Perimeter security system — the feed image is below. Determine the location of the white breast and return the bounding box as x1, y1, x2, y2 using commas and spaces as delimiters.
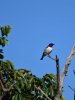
44, 47, 53, 55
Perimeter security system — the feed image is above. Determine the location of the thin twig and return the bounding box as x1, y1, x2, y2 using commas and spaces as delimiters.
48, 55, 56, 61
73, 70, 75, 75
68, 85, 75, 92
68, 85, 75, 100
35, 85, 52, 100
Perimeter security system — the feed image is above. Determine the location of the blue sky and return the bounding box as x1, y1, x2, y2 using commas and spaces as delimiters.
0, 0, 75, 99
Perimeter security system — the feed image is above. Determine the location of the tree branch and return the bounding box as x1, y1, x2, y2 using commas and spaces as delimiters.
54, 55, 60, 100
68, 85, 74, 92
56, 55, 60, 93
47, 46, 75, 100
0, 79, 14, 92
60, 45, 75, 91
48, 55, 61, 100
48, 55, 56, 61
68, 85, 75, 100
35, 85, 52, 100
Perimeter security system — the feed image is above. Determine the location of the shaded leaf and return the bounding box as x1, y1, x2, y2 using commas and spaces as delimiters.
14, 84, 21, 93
0, 53, 4, 59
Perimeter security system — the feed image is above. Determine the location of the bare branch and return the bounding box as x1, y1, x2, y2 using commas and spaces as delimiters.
35, 85, 52, 100
60, 45, 75, 91
54, 55, 60, 100
68, 85, 75, 100
68, 85, 74, 92
56, 55, 60, 93
48, 55, 61, 100
48, 46, 75, 100
48, 55, 56, 61
0, 79, 14, 92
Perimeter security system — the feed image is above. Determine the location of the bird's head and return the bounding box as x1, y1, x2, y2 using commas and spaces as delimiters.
48, 43, 55, 47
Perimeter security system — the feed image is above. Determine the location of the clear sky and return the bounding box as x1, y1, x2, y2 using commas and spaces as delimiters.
0, 0, 75, 99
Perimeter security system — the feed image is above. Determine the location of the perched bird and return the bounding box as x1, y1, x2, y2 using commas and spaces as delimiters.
40, 43, 55, 60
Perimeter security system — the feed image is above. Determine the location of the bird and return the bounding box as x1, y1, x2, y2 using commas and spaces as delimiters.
40, 43, 55, 60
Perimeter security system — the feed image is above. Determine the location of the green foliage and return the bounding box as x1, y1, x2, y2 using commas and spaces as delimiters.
0, 25, 11, 47
0, 25, 65, 100
0, 37, 8, 47
0, 25, 12, 37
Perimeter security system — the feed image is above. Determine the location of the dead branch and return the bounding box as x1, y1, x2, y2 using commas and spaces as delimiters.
60, 45, 75, 91
48, 46, 75, 100
48, 55, 56, 61
48, 55, 61, 100
56, 55, 60, 93
54, 55, 60, 100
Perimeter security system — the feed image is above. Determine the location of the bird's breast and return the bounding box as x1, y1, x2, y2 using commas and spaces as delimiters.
44, 47, 53, 54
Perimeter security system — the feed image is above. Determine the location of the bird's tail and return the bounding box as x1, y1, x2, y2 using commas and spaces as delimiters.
40, 54, 45, 60
40, 56, 43, 60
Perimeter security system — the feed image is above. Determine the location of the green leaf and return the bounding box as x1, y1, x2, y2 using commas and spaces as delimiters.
0, 27, 6, 37
0, 49, 3, 53
0, 25, 12, 37
15, 84, 21, 93
20, 79, 24, 88
14, 93, 18, 100
0, 53, 4, 59
0, 37, 8, 47
18, 94, 23, 100
0, 38, 3, 46
5, 25, 12, 36
6, 60, 14, 69
12, 95, 15, 100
